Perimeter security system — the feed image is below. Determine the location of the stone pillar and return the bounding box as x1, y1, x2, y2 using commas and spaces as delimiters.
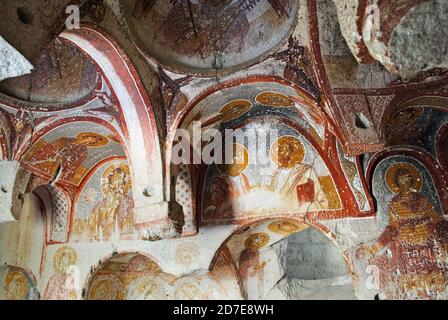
0, 161, 30, 223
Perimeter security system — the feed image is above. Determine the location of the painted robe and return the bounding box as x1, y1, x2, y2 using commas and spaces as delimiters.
26, 137, 87, 182
43, 274, 77, 300
88, 195, 134, 240
238, 247, 266, 300
206, 173, 251, 219
371, 192, 448, 299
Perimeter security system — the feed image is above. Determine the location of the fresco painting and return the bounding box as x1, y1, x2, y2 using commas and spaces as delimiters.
358, 160, 448, 299
23, 122, 125, 186
182, 84, 326, 145
129, 0, 299, 74
0, 266, 38, 300
386, 107, 448, 158
73, 160, 135, 241
43, 246, 78, 300
2, 3, 448, 302
238, 233, 270, 300
222, 218, 318, 299
202, 124, 341, 222
86, 253, 239, 300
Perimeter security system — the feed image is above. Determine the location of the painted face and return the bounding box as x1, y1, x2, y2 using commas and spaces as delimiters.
397, 172, 414, 192
5, 273, 27, 300
60, 253, 71, 273
247, 237, 263, 249
280, 144, 294, 163
109, 169, 126, 195
8, 277, 20, 296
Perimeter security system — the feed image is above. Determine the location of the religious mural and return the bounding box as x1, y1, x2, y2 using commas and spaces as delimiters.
73, 160, 135, 241
86, 252, 240, 300
238, 233, 270, 300
202, 125, 341, 222
23, 122, 125, 185
1, 0, 448, 302
386, 107, 448, 158
177, 82, 340, 224
182, 83, 326, 146
357, 159, 448, 299
0, 265, 39, 300
224, 218, 312, 299
43, 246, 78, 300
129, 0, 299, 74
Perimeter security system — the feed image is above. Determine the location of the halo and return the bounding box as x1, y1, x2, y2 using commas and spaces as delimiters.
88, 276, 123, 300
217, 143, 249, 177
75, 132, 109, 148
5, 270, 28, 300
173, 278, 202, 300
385, 162, 423, 194
101, 162, 132, 195
255, 91, 294, 108
391, 107, 423, 127
244, 233, 270, 249
219, 99, 253, 122
268, 220, 309, 236
270, 135, 305, 169
53, 246, 77, 274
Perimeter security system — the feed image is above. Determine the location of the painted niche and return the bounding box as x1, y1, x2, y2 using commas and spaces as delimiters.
72, 159, 135, 241
201, 120, 341, 223
356, 156, 448, 299
0, 265, 39, 300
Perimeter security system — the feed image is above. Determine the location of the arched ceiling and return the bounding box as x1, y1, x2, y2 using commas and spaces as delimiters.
180, 81, 324, 138
122, 0, 299, 75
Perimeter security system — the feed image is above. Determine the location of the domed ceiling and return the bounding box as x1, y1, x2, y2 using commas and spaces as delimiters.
0, 39, 99, 106
124, 0, 299, 75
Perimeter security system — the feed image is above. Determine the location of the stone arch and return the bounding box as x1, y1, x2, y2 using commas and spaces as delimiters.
210, 217, 355, 300
169, 77, 362, 229
58, 26, 176, 238
13, 117, 127, 233
33, 184, 71, 244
